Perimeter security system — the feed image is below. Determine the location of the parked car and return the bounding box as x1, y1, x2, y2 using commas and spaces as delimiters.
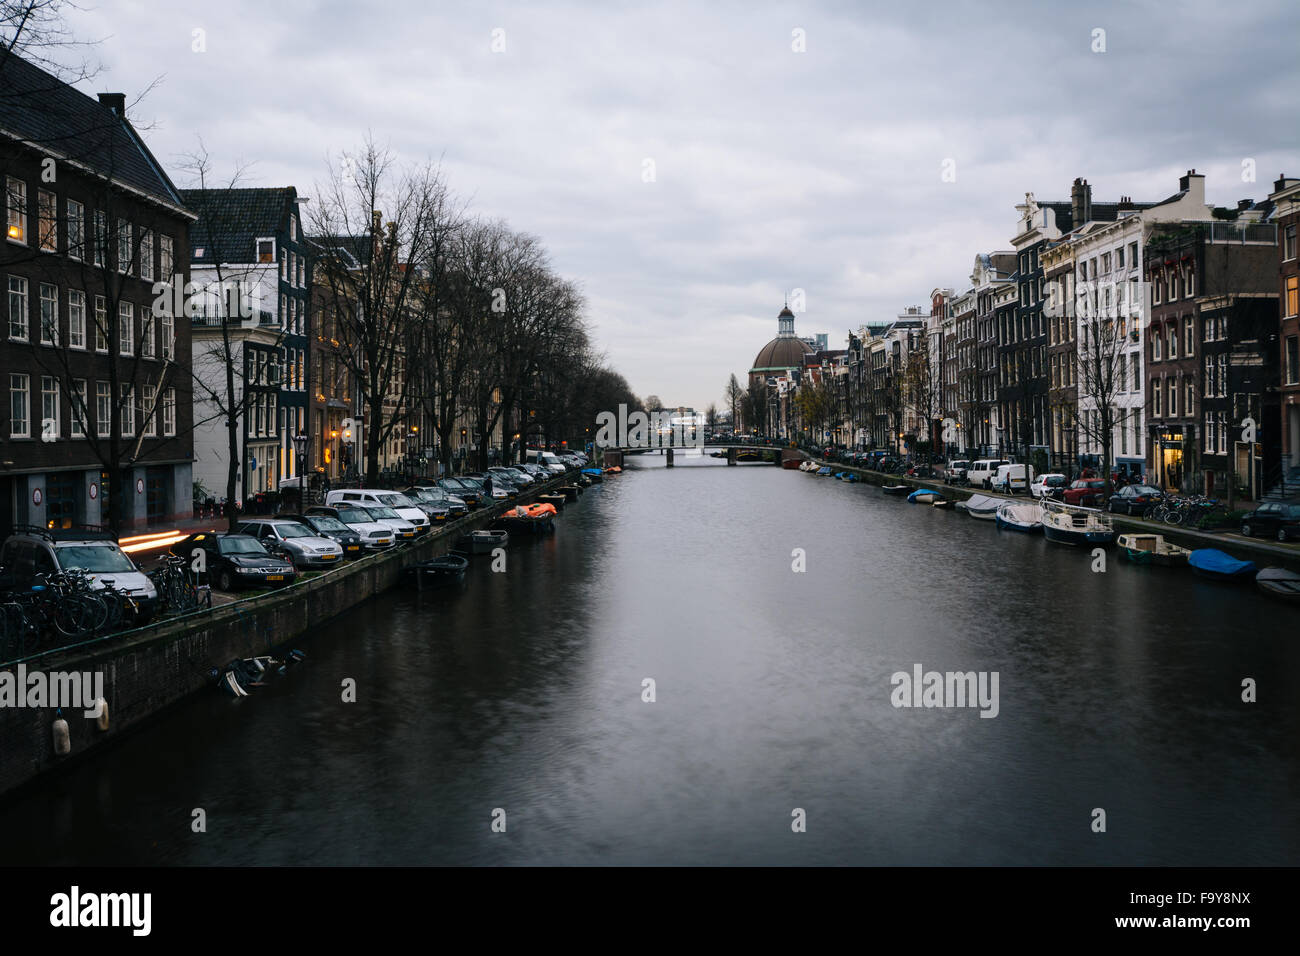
435, 477, 483, 509
305, 505, 395, 550
277, 512, 365, 558
516, 463, 549, 480
325, 489, 430, 536
529, 451, 568, 474
1029, 473, 1068, 500
1240, 499, 1300, 541
967, 459, 1010, 489
235, 519, 345, 569
352, 503, 419, 542
1062, 478, 1108, 507
491, 466, 534, 486
402, 486, 465, 520
991, 463, 1034, 494
171, 532, 296, 592
946, 460, 971, 484
1107, 484, 1163, 516
467, 472, 519, 499
0, 526, 158, 622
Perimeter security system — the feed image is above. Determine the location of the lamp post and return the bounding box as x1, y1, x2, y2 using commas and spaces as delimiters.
292, 431, 308, 505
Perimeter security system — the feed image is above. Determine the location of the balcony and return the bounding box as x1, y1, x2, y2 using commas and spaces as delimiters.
191, 310, 280, 328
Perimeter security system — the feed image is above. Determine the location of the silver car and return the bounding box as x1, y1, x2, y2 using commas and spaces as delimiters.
237, 519, 345, 569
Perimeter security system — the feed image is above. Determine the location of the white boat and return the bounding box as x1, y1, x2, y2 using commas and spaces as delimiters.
959, 493, 1001, 520
1041, 499, 1116, 546
995, 499, 1043, 532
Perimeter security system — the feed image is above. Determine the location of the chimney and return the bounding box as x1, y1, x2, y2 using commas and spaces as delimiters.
97, 92, 126, 116
1117, 195, 1136, 212
1237, 199, 1253, 212
1070, 177, 1092, 227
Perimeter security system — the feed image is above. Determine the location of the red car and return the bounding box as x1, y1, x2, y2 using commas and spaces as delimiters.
1063, 478, 1107, 507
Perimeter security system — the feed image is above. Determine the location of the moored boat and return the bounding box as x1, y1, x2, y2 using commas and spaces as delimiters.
816, 466, 833, 476
1256, 566, 1300, 602
932, 499, 953, 509
881, 484, 909, 496
782, 459, 801, 469
1188, 549, 1257, 582
960, 493, 1001, 520
404, 553, 469, 587
456, 529, 509, 554
1040, 499, 1116, 546
213, 650, 306, 697
908, 488, 939, 504
995, 499, 1042, 532
580, 468, 603, 483
537, 493, 567, 511
1117, 533, 1191, 567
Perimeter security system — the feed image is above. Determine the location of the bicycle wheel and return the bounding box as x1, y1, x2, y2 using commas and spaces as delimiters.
52, 595, 95, 639
1164, 509, 1184, 526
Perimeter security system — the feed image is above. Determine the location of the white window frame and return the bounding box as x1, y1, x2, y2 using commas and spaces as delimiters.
39, 282, 58, 345
119, 300, 134, 356
8, 275, 29, 340
119, 384, 134, 437
141, 383, 157, 437
159, 234, 174, 280
162, 387, 176, 436
161, 311, 174, 360
6, 177, 27, 245
37, 188, 57, 252
117, 219, 132, 274
94, 295, 108, 352
93, 210, 106, 267
95, 381, 111, 437
141, 309, 155, 359
68, 289, 86, 349
10, 373, 30, 438
66, 199, 85, 260
139, 228, 154, 281
70, 379, 87, 438
40, 375, 59, 440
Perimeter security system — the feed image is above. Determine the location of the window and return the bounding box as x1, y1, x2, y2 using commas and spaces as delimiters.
141, 310, 154, 358
1129, 242, 1139, 269
67, 199, 84, 259
1169, 269, 1180, 300
258, 239, 274, 264
280, 293, 286, 323
1167, 325, 1177, 359
119, 384, 134, 437
162, 387, 176, 436
1152, 276, 1162, 305
39, 282, 58, 345
1217, 354, 1227, 396
1101, 252, 1111, 274
38, 189, 57, 251
1285, 224, 1297, 262
9, 373, 29, 437
1153, 329, 1162, 361
1185, 269, 1195, 297
8, 275, 28, 339
141, 383, 156, 437
70, 379, 87, 437
1288, 336, 1299, 386
289, 213, 297, 240
94, 296, 108, 352
93, 210, 106, 267
1205, 415, 1216, 456
297, 256, 304, 288
139, 229, 154, 281
1131, 353, 1140, 392
280, 249, 287, 280
161, 311, 174, 360
6, 177, 26, 243
1286, 276, 1299, 318
1185, 377, 1195, 417
159, 234, 174, 279
1117, 246, 1125, 269
1153, 378, 1162, 416
1118, 354, 1127, 392
66, 290, 86, 350
118, 301, 134, 355
1168, 377, 1178, 417
95, 382, 111, 437
41, 376, 59, 439
1184, 319, 1194, 356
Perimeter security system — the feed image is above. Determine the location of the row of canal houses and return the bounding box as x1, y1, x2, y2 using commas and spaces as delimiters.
838, 170, 1300, 500
0, 54, 478, 536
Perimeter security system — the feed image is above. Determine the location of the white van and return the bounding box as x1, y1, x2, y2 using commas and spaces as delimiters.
991, 463, 1034, 494
967, 459, 1009, 489
326, 489, 430, 535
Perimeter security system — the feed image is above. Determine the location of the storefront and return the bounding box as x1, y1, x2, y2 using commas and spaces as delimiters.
1154, 427, 1190, 492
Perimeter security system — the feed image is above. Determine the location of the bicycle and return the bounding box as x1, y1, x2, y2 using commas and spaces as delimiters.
149, 555, 205, 614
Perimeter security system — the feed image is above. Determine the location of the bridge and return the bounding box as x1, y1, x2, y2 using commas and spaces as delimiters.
604, 444, 810, 468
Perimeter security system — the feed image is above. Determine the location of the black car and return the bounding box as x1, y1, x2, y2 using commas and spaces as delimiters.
1240, 500, 1300, 541
277, 512, 366, 558
171, 532, 296, 591
402, 486, 465, 520
435, 477, 482, 508
1107, 484, 1163, 515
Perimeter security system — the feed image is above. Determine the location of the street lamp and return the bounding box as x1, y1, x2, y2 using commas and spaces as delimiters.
292, 432, 308, 504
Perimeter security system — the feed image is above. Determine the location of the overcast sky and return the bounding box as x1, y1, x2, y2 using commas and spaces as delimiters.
65, 0, 1299, 410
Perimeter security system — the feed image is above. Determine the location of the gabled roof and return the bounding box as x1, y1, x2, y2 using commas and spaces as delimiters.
179, 187, 300, 262
309, 234, 370, 270
0, 52, 188, 212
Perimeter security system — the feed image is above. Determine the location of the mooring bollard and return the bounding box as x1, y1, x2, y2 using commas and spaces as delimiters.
667, 447, 674, 467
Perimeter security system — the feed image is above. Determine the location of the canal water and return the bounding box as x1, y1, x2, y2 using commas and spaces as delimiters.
3, 452, 1298, 865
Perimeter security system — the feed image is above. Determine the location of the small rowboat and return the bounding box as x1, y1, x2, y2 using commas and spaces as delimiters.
457, 529, 509, 554
1188, 549, 1256, 582
959, 494, 1001, 520
404, 553, 469, 588
932, 499, 953, 509
1118, 533, 1191, 567
782, 459, 801, 469
882, 485, 909, 496
816, 466, 834, 476
908, 489, 939, 504
1256, 566, 1300, 602
581, 468, 603, 483
537, 493, 567, 511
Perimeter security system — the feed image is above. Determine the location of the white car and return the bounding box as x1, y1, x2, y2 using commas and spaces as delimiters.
966, 459, 1009, 489
326, 489, 430, 536
991, 463, 1034, 494
1029, 473, 1068, 499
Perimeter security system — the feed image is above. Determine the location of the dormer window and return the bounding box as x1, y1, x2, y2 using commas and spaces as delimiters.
257, 238, 275, 264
